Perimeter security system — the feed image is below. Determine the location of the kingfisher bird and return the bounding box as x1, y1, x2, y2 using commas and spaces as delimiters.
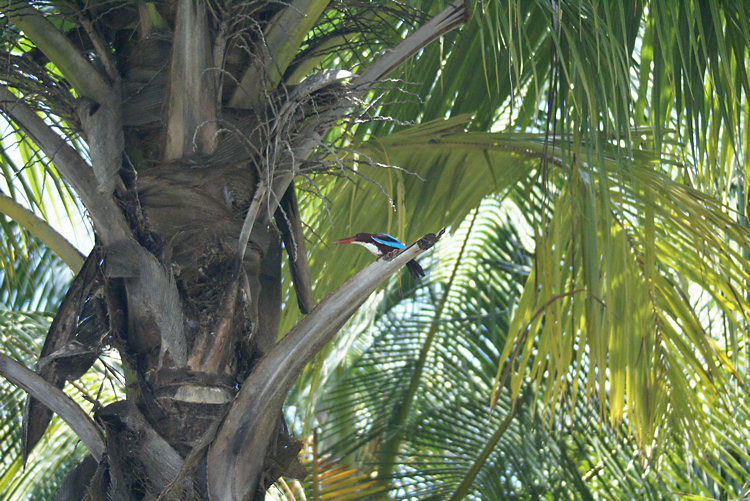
334, 232, 425, 279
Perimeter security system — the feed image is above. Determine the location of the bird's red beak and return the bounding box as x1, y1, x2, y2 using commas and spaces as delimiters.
334, 236, 356, 244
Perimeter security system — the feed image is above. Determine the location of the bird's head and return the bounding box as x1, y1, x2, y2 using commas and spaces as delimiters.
334, 233, 371, 244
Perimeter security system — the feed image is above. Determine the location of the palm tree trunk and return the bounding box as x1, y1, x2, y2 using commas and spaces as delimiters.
0, 1, 464, 498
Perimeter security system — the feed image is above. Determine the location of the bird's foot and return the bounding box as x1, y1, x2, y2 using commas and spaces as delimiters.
382, 249, 401, 261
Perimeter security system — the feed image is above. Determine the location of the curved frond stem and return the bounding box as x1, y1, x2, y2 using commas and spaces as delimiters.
0, 352, 104, 461
208, 230, 445, 500
0, 88, 131, 244
354, 0, 468, 87
229, 0, 331, 109
447, 404, 517, 501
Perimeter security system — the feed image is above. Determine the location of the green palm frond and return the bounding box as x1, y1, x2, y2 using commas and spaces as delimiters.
306, 196, 750, 498
0, 309, 122, 500
0, 221, 72, 312
494, 133, 750, 450
300, 111, 749, 458
0, 122, 87, 305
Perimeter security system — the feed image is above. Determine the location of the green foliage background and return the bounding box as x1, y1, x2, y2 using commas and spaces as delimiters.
2, 0, 750, 499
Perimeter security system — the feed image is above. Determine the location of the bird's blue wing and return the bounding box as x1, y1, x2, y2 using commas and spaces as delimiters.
372, 233, 406, 249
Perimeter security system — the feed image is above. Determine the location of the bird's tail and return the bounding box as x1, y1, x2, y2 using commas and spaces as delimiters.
406, 259, 425, 279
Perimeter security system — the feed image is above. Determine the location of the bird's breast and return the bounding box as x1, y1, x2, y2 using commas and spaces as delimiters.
352, 241, 382, 256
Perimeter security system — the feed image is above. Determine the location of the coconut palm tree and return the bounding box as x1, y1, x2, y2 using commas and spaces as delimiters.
1, 0, 750, 499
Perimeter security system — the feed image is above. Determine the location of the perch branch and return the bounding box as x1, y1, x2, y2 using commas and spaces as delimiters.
207, 230, 445, 500
0, 352, 105, 461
